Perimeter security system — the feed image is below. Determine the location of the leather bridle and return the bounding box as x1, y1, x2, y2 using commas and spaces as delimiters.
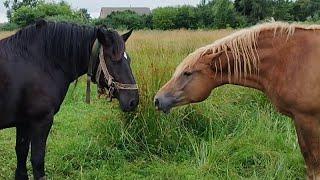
86, 41, 138, 104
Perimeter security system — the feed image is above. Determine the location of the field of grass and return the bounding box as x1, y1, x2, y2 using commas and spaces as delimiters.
0, 30, 305, 179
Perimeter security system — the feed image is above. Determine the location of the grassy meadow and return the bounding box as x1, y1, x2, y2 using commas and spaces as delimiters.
0, 30, 305, 179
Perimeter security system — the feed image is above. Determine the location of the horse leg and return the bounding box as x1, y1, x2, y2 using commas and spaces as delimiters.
15, 124, 31, 180
30, 113, 53, 180
293, 114, 320, 180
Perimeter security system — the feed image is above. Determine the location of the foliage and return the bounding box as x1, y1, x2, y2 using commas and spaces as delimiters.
175, 6, 198, 29
105, 10, 147, 29
212, 0, 237, 28
78, 8, 91, 21
151, 6, 198, 30
195, 1, 215, 28
234, 0, 273, 24
92, 10, 151, 30
6, 1, 89, 27
152, 7, 179, 30
271, 0, 294, 21
2, 0, 320, 31
0, 22, 19, 31
4, 0, 39, 22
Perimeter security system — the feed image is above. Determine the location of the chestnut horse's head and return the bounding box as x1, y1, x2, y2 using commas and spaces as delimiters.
154, 49, 223, 113
155, 24, 264, 113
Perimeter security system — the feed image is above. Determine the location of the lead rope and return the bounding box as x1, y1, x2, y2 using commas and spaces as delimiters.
86, 40, 100, 104
86, 76, 91, 104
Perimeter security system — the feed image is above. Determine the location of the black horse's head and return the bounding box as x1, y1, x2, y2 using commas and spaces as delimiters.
95, 28, 139, 112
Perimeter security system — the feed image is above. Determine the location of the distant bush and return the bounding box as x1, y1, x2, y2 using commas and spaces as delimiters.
2, 0, 320, 31
152, 7, 178, 30
212, 0, 238, 28
10, 1, 88, 27
0, 23, 19, 31
307, 12, 320, 23
11, 5, 39, 27
175, 6, 198, 29
107, 10, 146, 29
92, 10, 150, 30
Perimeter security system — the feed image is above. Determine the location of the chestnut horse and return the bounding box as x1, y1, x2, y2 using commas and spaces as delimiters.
155, 22, 320, 179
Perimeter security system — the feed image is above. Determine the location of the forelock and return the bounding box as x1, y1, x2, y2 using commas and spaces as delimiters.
107, 30, 125, 60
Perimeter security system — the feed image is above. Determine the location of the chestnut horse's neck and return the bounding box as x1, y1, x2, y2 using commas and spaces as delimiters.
215, 28, 320, 92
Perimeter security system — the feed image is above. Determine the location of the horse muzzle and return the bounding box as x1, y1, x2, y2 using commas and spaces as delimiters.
154, 93, 176, 114
118, 89, 139, 112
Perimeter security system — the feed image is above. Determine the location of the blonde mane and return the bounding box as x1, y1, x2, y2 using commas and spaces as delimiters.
175, 22, 320, 81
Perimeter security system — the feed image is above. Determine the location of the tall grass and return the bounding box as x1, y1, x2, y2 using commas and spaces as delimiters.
0, 30, 305, 179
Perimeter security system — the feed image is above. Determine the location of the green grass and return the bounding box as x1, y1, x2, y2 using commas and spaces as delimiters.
0, 30, 305, 179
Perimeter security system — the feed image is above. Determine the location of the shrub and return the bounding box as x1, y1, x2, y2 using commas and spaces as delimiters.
11, 5, 40, 27
0, 23, 19, 31
10, 2, 88, 27
92, 11, 148, 30
106, 10, 146, 29
212, 0, 238, 28
152, 7, 178, 30
175, 6, 198, 29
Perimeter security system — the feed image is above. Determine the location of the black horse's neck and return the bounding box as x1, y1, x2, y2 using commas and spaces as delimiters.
0, 21, 98, 82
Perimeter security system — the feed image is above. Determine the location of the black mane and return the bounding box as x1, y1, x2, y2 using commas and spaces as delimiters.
0, 21, 98, 79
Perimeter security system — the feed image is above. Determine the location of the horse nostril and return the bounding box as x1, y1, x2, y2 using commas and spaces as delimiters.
155, 98, 159, 107
129, 99, 137, 108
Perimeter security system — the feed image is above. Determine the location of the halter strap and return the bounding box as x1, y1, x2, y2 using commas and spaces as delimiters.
97, 48, 138, 90
86, 42, 138, 104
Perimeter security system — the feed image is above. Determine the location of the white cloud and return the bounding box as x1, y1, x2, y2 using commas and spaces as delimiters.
0, 13, 8, 23
0, 2, 8, 23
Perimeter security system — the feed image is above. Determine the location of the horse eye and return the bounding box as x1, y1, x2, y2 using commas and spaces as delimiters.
183, 71, 192, 76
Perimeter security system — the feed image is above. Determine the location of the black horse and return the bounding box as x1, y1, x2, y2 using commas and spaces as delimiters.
0, 20, 139, 180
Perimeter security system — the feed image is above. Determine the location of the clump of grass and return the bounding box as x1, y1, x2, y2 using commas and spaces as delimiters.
0, 30, 305, 179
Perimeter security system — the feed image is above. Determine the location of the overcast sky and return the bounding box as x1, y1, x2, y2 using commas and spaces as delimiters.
0, 0, 201, 23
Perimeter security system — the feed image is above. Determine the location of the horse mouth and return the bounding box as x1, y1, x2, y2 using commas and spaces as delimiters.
154, 96, 187, 114
155, 104, 172, 114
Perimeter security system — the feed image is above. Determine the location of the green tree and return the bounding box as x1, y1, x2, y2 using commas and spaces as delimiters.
4, 0, 39, 22
291, 0, 320, 21
93, 10, 147, 30
143, 14, 153, 29
292, 0, 310, 21
212, 0, 237, 28
10, 5, 39, 26
77, 8, 91, 22
10, 1, 87, 27
196, 0, 215, 28
152, 7, 178, 30
175, 6, 197, 29
307, 0, 320, 19
271, 0, 294, 21
234, 0, 273, 24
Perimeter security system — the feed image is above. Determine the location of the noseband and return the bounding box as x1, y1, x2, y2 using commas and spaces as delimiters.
86, 41, 138, 104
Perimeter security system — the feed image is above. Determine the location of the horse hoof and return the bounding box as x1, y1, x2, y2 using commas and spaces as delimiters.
15, 172, 28, 180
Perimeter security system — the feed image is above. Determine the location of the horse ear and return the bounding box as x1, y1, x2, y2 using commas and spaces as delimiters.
35, 19, 47, 28
97, 28, 107, 45
122, 29, 133, 42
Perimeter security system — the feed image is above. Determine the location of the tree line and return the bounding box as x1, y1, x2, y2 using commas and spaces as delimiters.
1, 0, 320, 31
